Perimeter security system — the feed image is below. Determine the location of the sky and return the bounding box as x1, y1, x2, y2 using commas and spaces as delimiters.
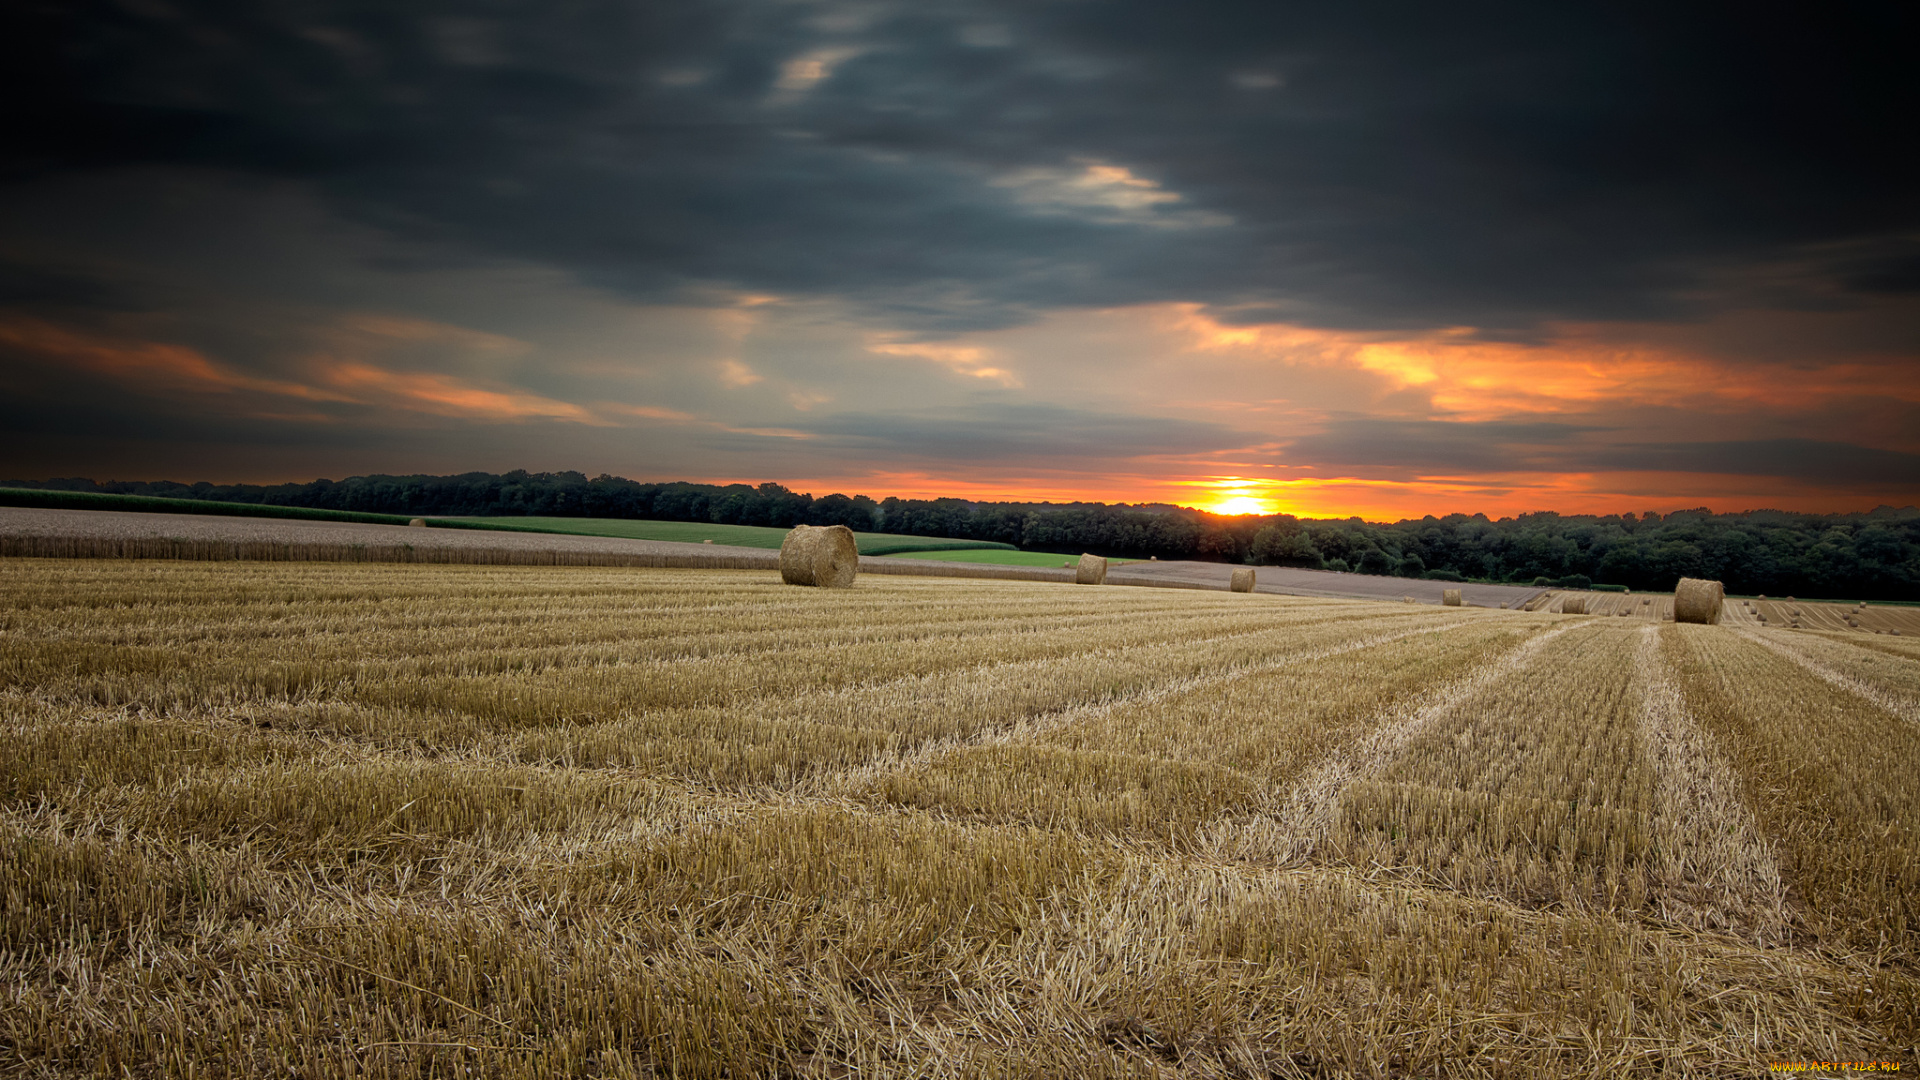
2, 1, 1916, 520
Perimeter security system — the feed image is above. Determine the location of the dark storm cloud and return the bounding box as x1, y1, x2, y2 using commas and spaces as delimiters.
1594, 439, 1920, 488
7, 0, 1915, 335
1282, 419, 1605, 475
1283, 420, 1920, 489
0, 258, 144, 315
781, 404, 1255, 464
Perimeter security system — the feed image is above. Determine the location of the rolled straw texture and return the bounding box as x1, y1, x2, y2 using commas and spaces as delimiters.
1442, 588, 1462, 607
780, 524, 859, 588
1561, 595, 1587, 615
1230, 567, 1255, 593
1673, 577, 1724, 625
1075, 553, 1108, 585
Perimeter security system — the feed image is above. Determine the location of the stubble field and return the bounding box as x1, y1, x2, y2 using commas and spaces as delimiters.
1, 560, 1915, 1077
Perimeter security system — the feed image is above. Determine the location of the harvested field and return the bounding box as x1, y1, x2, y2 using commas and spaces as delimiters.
1110, 560, 1544, 606
1, 559, 1915, 1077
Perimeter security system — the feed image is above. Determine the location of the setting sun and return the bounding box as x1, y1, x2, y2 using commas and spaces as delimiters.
1206, 495, 1271, 516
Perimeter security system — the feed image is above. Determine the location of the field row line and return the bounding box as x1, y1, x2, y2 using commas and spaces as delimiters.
1206, 622, 1575, 866
806, 619, 1479, 799
1635, 626, 1791, 942
1728, 627, 1920, 729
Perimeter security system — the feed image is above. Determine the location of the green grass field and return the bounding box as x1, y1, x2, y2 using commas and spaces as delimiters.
0, 490, 1010, 556
880, 547, 1140, 567
0, 486, 502, 530
446, 516, 1015, 556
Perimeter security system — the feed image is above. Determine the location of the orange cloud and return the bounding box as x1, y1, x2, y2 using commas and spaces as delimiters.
0, 316, 352, 402
868, 340, 1022, 387
318, 361, 602, 423
1163, 304, 1920, 420
598, 402, 816, 440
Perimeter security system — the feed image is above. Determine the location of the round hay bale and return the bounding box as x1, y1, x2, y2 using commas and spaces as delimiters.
408, 518, 427, 528
1561, 595, 1587, 615
1230, 567, 1256, 593
703, 539, 713, 544
1442, 588, 1462, 607
779, 524, 859, 588
1075, 553, 1108, 585
1673, 577, 1724, 625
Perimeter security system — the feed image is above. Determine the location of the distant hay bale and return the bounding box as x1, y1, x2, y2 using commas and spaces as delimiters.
1673, 577, 1724, 625
779, 524, 859, 588
1442, 589, 1462, 607
1403, 595, 1416, 603
703, 539, 713, 544
1230, 567, 1255, 593
408, 518, 427, 528
1561, 595, 1586, 615
1075, 554, 1108, 585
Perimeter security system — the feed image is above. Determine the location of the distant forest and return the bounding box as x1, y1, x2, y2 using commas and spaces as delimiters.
12, 471, 1920, 599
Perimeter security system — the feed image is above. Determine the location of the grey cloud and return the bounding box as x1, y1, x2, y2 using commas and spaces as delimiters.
1594, 439, 1920, 488
772, 404, 1258, 464
1282, 419, 1920, 490
1282, 419, 1605, 474
7, 1, 1915, 335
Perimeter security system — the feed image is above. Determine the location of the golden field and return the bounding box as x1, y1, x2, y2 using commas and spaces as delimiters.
0, 560, 1915, 1078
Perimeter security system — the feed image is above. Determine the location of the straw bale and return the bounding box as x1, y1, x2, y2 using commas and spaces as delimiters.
408, 518, 427, 528
1561, 595, 1587, 615
1673, 577, 1724, 625
1075, 553, 1108, 585
779, 524, 859, 588
1230, 567, 1256, 593
1438, 588, 1461, 607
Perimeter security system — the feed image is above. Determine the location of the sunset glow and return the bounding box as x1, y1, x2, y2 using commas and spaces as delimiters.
1205, 495, 1271, 516
4, 5, 1913, 520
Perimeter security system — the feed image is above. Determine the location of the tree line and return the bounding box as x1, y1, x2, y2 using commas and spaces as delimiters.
11, 471, 1919, 599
